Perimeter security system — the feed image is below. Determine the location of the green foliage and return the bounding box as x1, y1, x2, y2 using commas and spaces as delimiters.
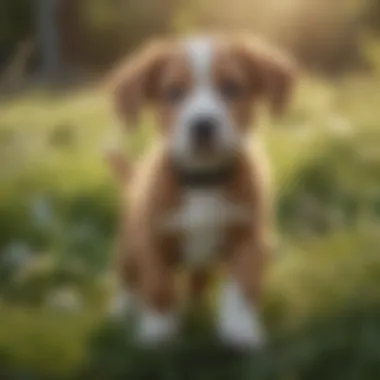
0, 308, 99, 377
2, 303, 380, 380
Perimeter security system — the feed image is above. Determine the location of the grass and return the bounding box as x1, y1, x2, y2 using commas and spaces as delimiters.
0, 307, 100, 376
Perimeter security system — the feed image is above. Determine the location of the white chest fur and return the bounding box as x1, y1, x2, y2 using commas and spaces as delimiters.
181, 189, 228, 266
160, 188, 251, 268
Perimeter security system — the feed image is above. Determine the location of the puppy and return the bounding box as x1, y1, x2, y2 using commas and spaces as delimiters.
108, 34, 296, 348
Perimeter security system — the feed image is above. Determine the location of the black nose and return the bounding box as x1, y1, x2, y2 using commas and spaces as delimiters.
191, 117, 217, 147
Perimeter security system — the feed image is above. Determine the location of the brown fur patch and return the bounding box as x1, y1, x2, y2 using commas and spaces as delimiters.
227, 35, 297, 116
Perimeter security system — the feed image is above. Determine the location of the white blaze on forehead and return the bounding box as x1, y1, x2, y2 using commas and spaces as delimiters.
184, 38, 214, 86
170, 37, 239, 168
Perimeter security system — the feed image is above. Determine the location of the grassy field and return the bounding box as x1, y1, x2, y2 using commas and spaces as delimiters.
1, 72, 380, 378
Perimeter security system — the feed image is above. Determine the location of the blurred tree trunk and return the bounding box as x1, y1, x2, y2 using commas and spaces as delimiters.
0, 39, 34, 93
57, 0, 83, 70
35, 0, 61, 80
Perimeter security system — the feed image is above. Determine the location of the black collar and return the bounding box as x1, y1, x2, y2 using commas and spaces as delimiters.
171, 160, 237, 188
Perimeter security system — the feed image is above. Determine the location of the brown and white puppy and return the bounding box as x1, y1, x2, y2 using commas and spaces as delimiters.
108, 34, 296, 348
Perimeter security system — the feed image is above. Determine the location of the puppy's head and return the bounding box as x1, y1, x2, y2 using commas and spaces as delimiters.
110, 35, 296, 170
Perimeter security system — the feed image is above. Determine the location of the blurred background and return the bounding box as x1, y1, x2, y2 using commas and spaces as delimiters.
1, 0, 380, 379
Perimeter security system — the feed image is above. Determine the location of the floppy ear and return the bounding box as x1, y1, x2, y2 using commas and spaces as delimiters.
108, 40, 170, 127
237, 37, 297, 117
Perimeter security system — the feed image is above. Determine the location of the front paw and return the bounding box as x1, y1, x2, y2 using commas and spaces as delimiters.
136, 307, 179, 346
216, 280, 265, 349
217, 306, 265, 349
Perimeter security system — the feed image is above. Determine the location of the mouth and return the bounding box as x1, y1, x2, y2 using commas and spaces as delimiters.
192, 139, 218, 157
170, 156, 238, 187
190, 132, 238, 163
171, 140, 238, 177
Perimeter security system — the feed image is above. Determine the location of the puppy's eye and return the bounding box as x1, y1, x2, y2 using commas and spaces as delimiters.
219, 80, 244, 101
163, 85, 186, 105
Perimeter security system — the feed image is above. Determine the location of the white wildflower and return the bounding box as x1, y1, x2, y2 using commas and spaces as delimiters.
46, 287, 83, 313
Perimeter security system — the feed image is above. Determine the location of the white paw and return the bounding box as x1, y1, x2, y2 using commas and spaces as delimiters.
137, 307, 179, 346
217, 279, 265, 349
218, 305, 265, 348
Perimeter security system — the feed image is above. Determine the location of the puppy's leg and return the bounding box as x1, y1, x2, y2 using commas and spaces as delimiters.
188, 269, 211, 305
137, 259, 179, 346
111, 228, 179, 346
124, 147, 182, 345
216, 275, 265, 349
216, 243, 267, 349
